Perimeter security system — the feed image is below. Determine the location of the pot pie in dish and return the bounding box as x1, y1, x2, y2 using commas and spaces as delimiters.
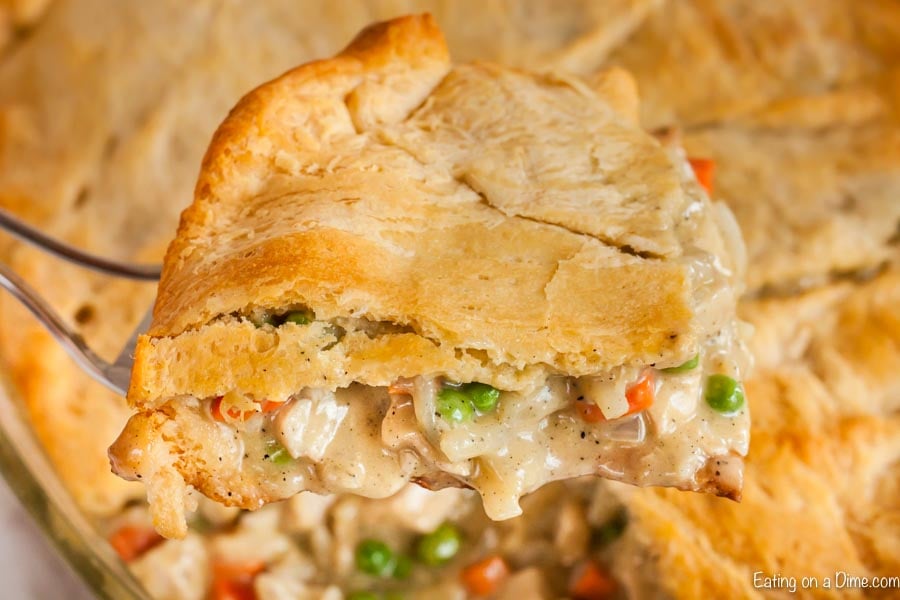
109, 14, 751, 538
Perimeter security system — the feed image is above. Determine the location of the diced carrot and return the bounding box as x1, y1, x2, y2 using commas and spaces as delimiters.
568, 559, 616, 600
210, 562, 265, 600
461, 555, 510, 596
576, 399, 606, 423
688, 157, 715, 195
625, 369, 655, 413
108, 525, 164, 562
577, 369, 655, 423
258, 400, 284, 414
211, 397, 283, 422
210, 396, 228, 421
212, 561, 266, 580
209, 578, 256, 600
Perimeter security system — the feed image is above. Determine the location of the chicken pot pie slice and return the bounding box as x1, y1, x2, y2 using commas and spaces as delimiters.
109, 14, 751, 538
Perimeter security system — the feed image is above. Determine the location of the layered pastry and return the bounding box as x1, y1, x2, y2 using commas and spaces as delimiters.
109, 14, 751, 538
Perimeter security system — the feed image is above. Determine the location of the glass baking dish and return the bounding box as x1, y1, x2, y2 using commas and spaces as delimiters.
0, 371, 149, 599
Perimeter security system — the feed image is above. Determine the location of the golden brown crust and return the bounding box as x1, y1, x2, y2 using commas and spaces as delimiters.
622, 414, 900, 600
107, 409, 192, 538
682, 123, 900, 293
606, 0, 900, 130
0, 0, 52, 53
741, 267, 900, 419
130, 255, 693, 404
129, 14, 739, 407
589, 66, 641, 126
602, 0, 900, 293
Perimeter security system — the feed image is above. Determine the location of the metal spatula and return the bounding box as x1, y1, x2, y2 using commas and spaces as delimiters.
0, 207, 160, 396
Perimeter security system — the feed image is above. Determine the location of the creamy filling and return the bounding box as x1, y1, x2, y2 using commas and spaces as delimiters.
183, 327, 747, 521
116, 478, 634, 600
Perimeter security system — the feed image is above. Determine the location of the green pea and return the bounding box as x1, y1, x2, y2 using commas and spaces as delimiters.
416, 522, 462, 566
264, 439, 294, 465
705, 374, 745, 414
347, 593, 380, 600
436, 388, 474, 423
661, 354, 699, 374
392, 555, 412, 579
283, 309, 314, 325
268, 446, 293, 465
593, 508, 628, 547
464, 383, 500, 413
356, 540, 396, 577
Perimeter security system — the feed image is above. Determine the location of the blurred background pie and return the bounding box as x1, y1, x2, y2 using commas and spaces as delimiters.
0, 1, 897, 598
